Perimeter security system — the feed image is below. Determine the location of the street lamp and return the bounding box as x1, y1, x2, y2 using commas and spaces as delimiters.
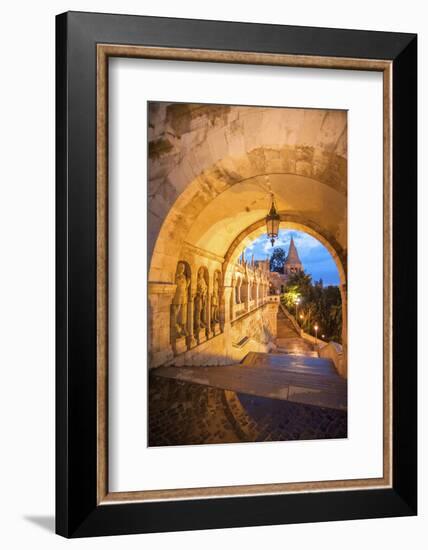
265, 194, 280, 247
314, 323, 319, 348
295, 296, 301, 320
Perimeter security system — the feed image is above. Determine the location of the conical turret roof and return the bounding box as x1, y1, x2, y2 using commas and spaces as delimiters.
284, 235, 302, 265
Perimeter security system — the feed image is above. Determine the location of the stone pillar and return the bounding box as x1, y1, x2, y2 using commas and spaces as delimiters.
265, 296, 280, 340
186, 293, 197, 349
222, 286, 232, 328
148, 282, 176, 368
340, 282, 348, 377
222, 285, 233, 362
230, 281, 236, 321
244, 281, 250, 312
206, 293, 213, 339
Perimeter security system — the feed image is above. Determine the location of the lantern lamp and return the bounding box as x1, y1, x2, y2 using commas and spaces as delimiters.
266, 194, 280, 246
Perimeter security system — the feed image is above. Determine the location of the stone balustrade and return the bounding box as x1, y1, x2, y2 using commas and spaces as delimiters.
149, 253, 273, 369
319, 342, 346, 378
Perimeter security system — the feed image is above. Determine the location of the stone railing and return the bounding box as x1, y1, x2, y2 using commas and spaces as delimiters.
229, 298, 279, 361
233, 303, 246, 318
319, 341, 346, 378
231, 298, 271, 325
279, 303, 318, 345
280, 303, 301, 333
280, 303, 320, 346
280, 302, 346, 377
232, 295, 270, 321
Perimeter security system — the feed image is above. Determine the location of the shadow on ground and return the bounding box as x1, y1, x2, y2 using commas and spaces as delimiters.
24, 515, 55, 533
149, 376, 347, 447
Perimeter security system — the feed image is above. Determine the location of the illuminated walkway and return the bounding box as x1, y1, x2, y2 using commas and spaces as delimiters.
275, 308, 318, 356
154, 351, 346, 411
149, 307, 347, 446
149, 369, 347, 446
153, 307, 346, 411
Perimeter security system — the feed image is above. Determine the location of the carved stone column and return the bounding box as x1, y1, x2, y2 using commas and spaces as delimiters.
206, 293, 213, 339
244, 281, 250, 312
148, 282, 176, 368
340, 282, 348, 377
221, 286, 232, 330
194, 269, 209, 345
186, 293, 197, 349
230, 280, 236, 321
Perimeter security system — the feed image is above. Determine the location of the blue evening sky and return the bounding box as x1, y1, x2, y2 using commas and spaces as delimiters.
245, 229, 340, 286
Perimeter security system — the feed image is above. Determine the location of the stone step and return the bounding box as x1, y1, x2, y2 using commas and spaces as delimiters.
275, 310, 317, 360
154, 350, 347, 411
243, 351, 335, 371
275, 351, 317, 358
276, 338, 314, 350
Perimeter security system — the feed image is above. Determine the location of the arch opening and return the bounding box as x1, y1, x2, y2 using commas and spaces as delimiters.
147, 101, 348, 448
147, 102, 347, 376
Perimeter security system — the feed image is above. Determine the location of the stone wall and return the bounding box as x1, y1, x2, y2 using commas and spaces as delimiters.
149, 251, 277, 369
162, 299, 279, 368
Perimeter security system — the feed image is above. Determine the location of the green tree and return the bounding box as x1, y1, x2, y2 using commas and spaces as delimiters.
269, 247, 286, 273
286, 270, 313, 297
281, 284, 300, 310
281, 271, 342, 343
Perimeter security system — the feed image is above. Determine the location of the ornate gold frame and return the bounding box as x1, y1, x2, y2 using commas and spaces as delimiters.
96, 44, 392, 504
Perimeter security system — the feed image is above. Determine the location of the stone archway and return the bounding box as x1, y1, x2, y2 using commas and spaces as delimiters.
148, 168, 347, 286
148, 170, 347, 368
148, 104, 347, 369
221, 215, 347, 372
149, 105, 347, 285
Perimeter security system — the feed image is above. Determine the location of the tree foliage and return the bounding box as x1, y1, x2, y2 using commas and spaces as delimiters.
269, 247, 286, 273
281, 271, 342, 343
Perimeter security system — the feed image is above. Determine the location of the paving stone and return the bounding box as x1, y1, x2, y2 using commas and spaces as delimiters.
149, 376, 347, 446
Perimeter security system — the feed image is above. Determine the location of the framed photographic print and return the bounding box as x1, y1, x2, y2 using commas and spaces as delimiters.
56, 11, 417, 537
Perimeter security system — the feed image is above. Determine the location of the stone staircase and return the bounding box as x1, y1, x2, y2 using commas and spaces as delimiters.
275, 308, 318, 357
155, 349, 347, 411
153, 308, 346, 412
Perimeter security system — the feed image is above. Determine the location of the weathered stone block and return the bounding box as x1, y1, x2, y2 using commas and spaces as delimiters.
173, 337, 187, 356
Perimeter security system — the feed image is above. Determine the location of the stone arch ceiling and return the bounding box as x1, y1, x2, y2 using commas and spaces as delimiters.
148, 103, 347, 283
185, 174, 346, 257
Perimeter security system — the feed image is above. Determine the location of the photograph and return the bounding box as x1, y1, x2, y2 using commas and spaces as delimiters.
0, 2, 419, 544
148, 102, 348, 447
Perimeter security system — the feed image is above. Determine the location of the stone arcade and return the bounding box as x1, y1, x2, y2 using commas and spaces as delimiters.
148, 103, 348, 372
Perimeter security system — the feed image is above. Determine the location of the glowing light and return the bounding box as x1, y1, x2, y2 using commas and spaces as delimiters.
265, 194, 280, 247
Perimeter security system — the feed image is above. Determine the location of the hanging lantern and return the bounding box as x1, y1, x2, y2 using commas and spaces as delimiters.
265, 194, 280, 246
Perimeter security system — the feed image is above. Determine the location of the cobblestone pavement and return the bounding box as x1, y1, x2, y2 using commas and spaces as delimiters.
149, 375, 347, 447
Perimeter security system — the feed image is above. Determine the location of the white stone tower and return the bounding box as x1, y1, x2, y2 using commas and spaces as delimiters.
283, 235, 303, 279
